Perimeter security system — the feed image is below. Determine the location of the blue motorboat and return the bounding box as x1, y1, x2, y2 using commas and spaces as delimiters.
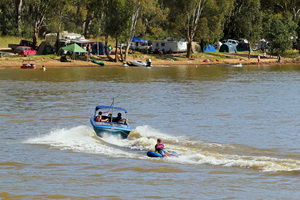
90, 105, 131, 139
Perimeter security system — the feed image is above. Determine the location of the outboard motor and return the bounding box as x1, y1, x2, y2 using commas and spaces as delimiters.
146, 58, 152, 67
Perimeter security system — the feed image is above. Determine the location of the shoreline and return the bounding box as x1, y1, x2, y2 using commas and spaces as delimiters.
0, 54, 299, 68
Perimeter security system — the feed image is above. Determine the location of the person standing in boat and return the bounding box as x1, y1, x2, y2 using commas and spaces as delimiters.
155, 138, 178, 157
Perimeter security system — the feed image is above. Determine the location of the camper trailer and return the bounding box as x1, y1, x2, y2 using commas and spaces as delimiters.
45, 31, 85, 46
152, 40, 187, 53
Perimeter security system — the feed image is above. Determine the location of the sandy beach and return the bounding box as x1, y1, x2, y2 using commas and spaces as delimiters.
0, 52, 298, 68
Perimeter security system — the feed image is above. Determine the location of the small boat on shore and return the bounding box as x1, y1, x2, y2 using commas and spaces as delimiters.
128, 60, 151, 67
21, 59, 36, 69
92, 59, 106, 66
90, 104, 131, 139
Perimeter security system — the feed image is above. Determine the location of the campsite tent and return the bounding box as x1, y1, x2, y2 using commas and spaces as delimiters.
92, 42, 106, 55
219, 42, 237, 53
61, 43, 87, 60
237, 41, 252, 52
205, 44, 217, 52
37, 41, 54, 55
132, 35, 147, 43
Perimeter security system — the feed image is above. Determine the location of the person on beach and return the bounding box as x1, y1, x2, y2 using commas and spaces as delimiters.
258, 54, 260, 64
263, 49, 266, 58
108, 45, 112, 54
155, 138, 178, 157
278, 54, 281, 63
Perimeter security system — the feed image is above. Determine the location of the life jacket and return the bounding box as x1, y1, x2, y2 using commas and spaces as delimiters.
157, 143, 164, 149
155, 143, 164, 152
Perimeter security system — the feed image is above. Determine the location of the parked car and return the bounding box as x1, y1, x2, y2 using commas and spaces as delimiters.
14, 46, 37, 56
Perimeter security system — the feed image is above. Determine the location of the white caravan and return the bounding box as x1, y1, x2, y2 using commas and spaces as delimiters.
152, 39, 187, 53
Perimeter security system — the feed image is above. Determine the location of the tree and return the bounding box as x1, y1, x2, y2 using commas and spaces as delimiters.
103, 0, 134, 62
25, 0, 52, 47
166, 0, 233, 58
195, 0, 234, 44
263, 13, 297, 54
46, 0, 74, 53
136, 0, 169, 41
0, 0, 23, 36
224, 0, 262, 58
123, 0, 142, 61
166, 0, 207, 58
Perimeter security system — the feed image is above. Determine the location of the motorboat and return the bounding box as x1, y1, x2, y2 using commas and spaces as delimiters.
21, 59, 36, 69
90, 104, 131, 139
128, 60, 152, 67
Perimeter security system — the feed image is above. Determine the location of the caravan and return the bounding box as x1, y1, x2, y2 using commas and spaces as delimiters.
152, 38, 187, 53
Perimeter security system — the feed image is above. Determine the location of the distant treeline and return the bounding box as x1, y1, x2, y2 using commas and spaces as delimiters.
0, 0, 299, 57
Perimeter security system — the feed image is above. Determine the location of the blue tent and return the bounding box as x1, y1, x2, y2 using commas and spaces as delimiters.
205, 44, 217, 52
132, 35, 147, 43
92, 42, 106, 55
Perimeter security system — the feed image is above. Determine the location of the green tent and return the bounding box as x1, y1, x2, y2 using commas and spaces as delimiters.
61, 43, 87, 60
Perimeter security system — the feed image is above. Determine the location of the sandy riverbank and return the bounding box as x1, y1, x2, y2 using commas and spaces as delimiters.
0, 53, 299, 68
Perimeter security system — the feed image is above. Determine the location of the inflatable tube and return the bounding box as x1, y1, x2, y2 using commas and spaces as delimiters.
147, 151, 178, 157
147, 151, 163, 157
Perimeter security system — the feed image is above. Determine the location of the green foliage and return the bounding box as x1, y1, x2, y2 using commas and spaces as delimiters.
263, 13, 297, 53
0, 0, 299, 54
195, 0, 234, 43
224, 0, 261, 43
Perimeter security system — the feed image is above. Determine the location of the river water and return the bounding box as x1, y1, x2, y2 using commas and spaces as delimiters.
0, 65, 299, 199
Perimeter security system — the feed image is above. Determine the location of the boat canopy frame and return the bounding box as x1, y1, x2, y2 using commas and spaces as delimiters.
94, 105, 127, 116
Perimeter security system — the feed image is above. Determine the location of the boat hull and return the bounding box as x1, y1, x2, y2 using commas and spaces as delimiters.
90, 117, 130, 139
92, 59, 105, 66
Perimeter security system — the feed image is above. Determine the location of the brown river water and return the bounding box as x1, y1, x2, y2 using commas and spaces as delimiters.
0, 65, 299, 199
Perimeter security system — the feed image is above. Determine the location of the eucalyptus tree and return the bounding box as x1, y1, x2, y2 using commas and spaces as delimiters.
0, 0, 23, 36
46, 0, 73, 53
123, 0, 142, 61
194, 0, 234, 44
262, 12, 297, 54
261, 0, 300, 52
136, 0, 169, 40
25, 0, 52, 46
102, 0, 144, 61
103, 0, 134, 62
166, 0, 234, 58
261, 0, 300, 23
166, 0, 207, 58
224, 0, 261, 58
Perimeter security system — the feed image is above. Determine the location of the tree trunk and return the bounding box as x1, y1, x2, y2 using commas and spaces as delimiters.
55, 31, 60, 54
33, 24, 39, 48
16, 0, 23, 36
105, 36, 114, 61
115, 38, 118, 63
83, 16, 91, 38
186, 41, 192, 58
105, 36, 109, 56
